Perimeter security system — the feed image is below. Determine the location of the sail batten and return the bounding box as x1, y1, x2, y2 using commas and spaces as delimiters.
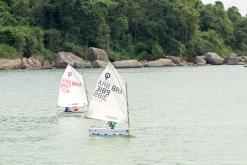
86, 62, 128, 123
58, 65, 88, 107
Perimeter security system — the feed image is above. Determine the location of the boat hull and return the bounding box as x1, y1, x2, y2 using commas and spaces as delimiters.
57, 111, 84, 117
89, 127, 129, 136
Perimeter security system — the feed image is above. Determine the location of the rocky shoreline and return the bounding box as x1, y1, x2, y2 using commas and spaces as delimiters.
0, 47, 246, 70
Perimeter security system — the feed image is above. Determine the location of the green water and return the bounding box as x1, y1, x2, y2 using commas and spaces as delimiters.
1, 66, 247, 165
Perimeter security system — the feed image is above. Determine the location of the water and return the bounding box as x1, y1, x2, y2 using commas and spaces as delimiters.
1, 65, 247, 165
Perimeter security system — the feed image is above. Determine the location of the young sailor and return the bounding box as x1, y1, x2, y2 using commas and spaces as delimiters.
64, 107, 71, 112
107, 121, 117, 129
64, 106, 80, 112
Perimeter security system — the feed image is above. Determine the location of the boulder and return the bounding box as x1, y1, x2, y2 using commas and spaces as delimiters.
51, 61, 55, 67
0, 59, 22, 69
21, 56, 43, 69
27, 58, 34, 66
74, 60, 91, 68
195, 56, 206, 66
205, 52, 224, 65
238, 56, 245, 63
55, 52, 91, 68
112, 60, 142, 68
86, 47, 109, 62
145, 59, 175, 67
140, 60, 148, 67
237, 62, 245, 65
238, 56, 247, 63
92, 60, 108, 68
22, 58, 32, 69
31, 55, 43, 66
42, 60, 53, 69
166, 56, 182, 64
224, 53, 239, 65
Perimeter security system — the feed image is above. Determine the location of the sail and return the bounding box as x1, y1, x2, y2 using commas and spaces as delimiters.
58, 65, 88, 107
86, 62, 128, 123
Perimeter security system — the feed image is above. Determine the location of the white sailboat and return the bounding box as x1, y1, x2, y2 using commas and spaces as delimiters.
57, 64, 88, 116
86, 62, 130, 136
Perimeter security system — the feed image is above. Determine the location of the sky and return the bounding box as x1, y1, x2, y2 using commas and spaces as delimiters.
201, 0, 247, 16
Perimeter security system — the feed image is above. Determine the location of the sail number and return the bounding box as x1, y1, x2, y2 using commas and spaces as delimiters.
94, 80, 123, 101
60, 78, 82, 94
94, 86, 110, 101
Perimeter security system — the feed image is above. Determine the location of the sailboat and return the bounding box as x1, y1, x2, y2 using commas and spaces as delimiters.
86, 62, 130, 136
57, 64, 88, 116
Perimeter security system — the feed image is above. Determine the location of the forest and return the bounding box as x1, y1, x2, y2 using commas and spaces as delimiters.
0, 0, 246, 61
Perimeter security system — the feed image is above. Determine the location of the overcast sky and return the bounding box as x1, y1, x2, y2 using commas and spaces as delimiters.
201, 0, 247, 16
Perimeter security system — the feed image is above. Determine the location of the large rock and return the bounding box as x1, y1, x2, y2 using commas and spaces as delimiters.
166, 56, 182, 64
224, 53, 239, 65
205, 52, 224, 65
145, 59, 175, 67
31, 55, 42, 66
42, 60, 53, 69
238, 56, 247, 63
21, 56, 43, 69
22, 58, 32, 69
195, 56, 206, 66
0, 59, 22, 69
113, 60, 142, 68
92, 60, 108, 68
22, 57, 42, 69
140, 60, 148, 67
86, 47, 109, 62
55, 52, 91, 68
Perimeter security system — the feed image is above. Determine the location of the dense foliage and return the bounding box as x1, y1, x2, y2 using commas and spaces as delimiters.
0, 0, 246, 60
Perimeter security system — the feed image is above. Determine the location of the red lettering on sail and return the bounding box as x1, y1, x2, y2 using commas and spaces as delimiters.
60, 78, 82, 94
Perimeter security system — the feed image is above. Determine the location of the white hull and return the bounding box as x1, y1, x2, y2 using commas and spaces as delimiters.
57, 110, 84, 117
89, 127, 129, 136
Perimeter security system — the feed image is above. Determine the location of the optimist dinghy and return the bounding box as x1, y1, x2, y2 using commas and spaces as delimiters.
86, 62, 130, 136
57, 64, 88, 116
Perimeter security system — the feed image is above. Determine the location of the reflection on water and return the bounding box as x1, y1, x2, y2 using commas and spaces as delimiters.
1, 66, 247, 164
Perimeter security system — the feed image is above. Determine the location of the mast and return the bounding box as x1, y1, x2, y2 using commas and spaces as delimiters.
126, 82, 130, 130
82, 72, 89, 106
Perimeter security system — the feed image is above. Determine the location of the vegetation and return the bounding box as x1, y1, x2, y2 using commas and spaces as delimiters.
0, 0, 246, 60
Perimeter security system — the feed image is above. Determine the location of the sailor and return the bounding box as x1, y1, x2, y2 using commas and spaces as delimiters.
64, 107, 71, 112
107, 121, 117, 129
71, 106, 80, 112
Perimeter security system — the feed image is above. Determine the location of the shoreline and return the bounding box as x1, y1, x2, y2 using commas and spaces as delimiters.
0, 59, 246, 70
0, 51, 246, 70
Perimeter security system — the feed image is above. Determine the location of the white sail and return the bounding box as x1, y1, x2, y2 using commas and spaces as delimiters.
58, 65, 88, 107
86, 62, 128, 123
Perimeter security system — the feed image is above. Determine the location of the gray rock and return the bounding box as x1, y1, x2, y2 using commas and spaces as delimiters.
237, 62, 245, 65
238, 56, 247, 63
224, 53, 239, 65
31, 55, 42, 66
113, 60, 142, 68
0, 59, 22, 69
22, 56, 43, 69
166, 56, 181, 64
55, 52, 91, 68
205, 52, 224, 65
27, 58, 34, 66
145, 59, 175, 67
195, 56, 206, 66
74, 60, 91, 68
86, 47, 109, 62
22, 58, 32, 69
42, 60, 53, 69
51, 61, 55, 67
92, 60, 108, 68
140, 60, 148, 67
